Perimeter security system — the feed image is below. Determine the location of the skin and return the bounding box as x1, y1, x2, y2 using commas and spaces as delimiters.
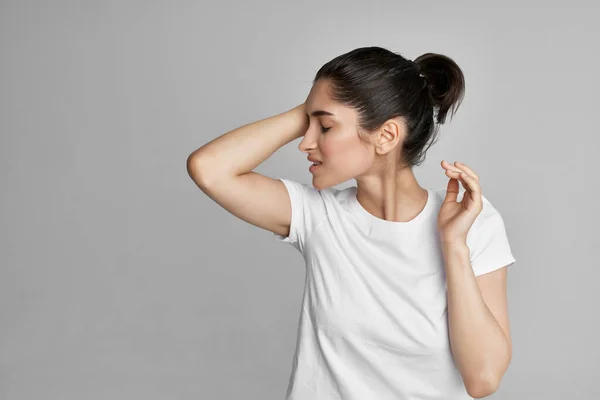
298, 79, 513, 397
299, 78, 463, 223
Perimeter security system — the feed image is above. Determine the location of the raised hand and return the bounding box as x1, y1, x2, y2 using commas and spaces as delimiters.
437, 160, 483, 245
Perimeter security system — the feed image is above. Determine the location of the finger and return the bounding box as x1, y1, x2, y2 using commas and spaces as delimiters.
446, 170, 471, 194
441, 160, 463, 174
445, 169, 468, 182
444, 174, 460, 203
459, 172, 482, 206
454, 161, 479, 181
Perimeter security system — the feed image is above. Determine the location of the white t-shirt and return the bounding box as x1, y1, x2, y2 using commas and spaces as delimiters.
273, 178, 516, 400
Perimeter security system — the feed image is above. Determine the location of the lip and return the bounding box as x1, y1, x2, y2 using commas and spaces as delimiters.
307, 156, 322, 163
309, 163, 322, 173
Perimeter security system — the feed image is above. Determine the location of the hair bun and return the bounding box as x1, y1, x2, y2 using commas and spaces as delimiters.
412, 53, 465, 124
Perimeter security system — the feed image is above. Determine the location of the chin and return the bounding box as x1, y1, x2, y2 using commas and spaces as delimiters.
311, 178, 328, 191
312, 176, 341, 191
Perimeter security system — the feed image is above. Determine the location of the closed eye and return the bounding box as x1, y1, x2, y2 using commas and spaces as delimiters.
320, 125, 331, 133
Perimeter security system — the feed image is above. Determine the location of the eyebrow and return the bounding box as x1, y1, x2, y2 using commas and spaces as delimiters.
308, 109, 335, 117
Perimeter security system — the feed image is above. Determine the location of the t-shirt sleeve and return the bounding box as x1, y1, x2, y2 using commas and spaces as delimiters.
273, 178, 327, 253
465, 192, 517, 276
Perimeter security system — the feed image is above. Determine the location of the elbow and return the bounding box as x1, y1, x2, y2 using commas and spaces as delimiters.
186, 152, 211, 187
464, 350, 511, 398
465, 379, 499, 398
464, 369, 503, 399
186, 152, 199, 177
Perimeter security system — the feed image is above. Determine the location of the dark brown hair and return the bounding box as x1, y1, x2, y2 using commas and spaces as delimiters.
313, 46, 465, 168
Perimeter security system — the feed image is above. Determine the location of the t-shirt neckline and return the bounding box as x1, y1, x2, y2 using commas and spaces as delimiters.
348, 187, 434, 232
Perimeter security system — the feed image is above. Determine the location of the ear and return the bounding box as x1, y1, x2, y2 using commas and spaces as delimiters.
375, 116, 408, 155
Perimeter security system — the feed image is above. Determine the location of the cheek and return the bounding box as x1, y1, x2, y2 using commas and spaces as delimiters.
322, 136, 370, 169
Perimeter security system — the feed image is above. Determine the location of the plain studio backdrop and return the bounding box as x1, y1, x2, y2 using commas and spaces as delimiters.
1, 1, 598, 399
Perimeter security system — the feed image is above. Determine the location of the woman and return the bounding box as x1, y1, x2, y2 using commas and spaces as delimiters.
187, 46, 517, 400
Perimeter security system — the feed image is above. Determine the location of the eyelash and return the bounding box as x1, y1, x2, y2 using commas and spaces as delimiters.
320, 125, 331, 133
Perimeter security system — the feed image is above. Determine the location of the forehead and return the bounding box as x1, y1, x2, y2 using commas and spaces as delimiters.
307, 79, 333, 102
306, 80, 352, 119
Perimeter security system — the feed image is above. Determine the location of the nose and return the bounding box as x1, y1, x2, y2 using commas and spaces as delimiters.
298, 135, 314, 154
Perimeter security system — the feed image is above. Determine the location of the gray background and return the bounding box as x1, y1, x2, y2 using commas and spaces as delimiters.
1, 1, 598, 399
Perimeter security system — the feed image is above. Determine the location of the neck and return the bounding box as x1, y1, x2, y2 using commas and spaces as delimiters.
354, 166, 428, 223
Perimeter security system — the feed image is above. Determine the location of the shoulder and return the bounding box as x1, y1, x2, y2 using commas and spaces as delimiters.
274, 179, 346, 251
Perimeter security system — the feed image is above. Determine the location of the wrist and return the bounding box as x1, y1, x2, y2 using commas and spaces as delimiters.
441, 240, 469, 255
287, 103, 308, 139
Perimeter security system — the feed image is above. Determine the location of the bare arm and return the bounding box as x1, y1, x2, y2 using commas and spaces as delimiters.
186, 103, 309, 238
187, 103, 308, 182
443, 242, 512, 398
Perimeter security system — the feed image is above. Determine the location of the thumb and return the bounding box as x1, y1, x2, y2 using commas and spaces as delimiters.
444, 178, 459, 203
